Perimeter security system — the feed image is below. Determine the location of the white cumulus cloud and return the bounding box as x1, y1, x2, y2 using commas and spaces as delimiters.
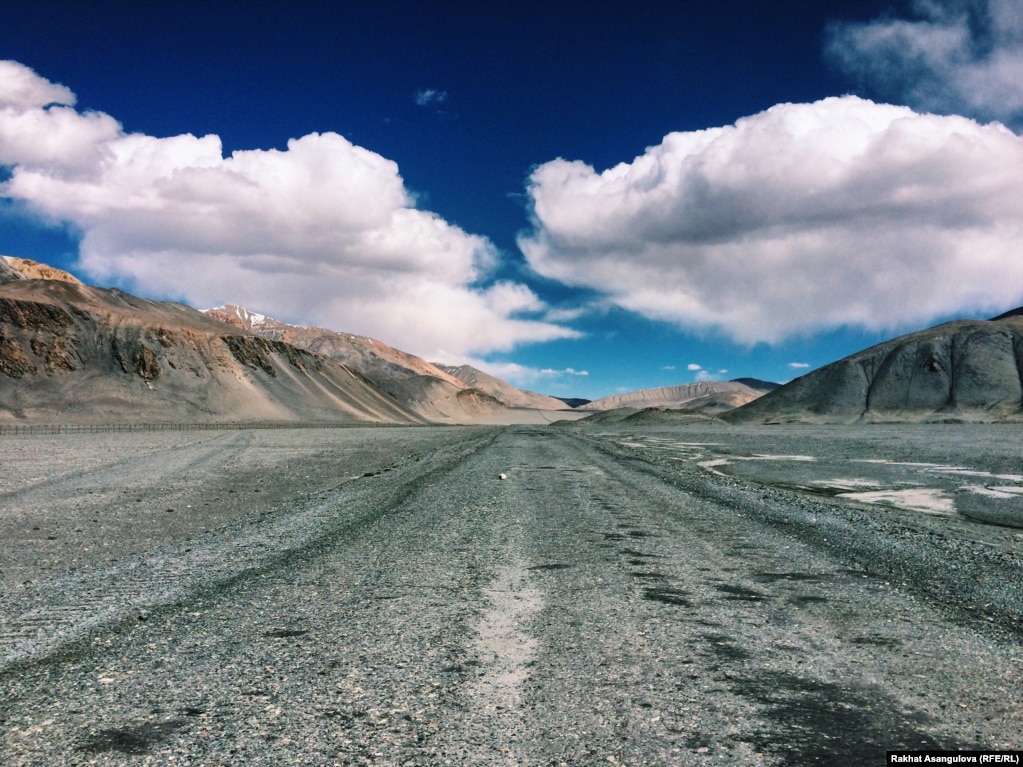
788, 362, 811, 369
0, 60, 576, 359
0, 59, 75, 108
827, 0, 1023, 128
519, 95, 1023, 345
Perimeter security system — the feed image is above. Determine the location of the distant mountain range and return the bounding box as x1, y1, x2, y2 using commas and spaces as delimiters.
12, 255, 1020, 426
0, 257, 616, 425
581, 380, 777, 414
0, 258, 421, 424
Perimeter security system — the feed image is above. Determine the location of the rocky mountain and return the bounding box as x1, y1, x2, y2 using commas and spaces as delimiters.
581, 380, 775, 413
204, 305, 571, 423
1, 257, 84, 284
435, 364, 568, 411
0, 258, 422, 425
726, 313, 1023, 423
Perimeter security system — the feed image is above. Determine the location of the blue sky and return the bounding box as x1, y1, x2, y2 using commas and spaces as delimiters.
2, 1, 1023, 400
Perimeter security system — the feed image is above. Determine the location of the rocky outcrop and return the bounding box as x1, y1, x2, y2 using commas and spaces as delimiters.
0, 268, 422, 425
111, 335, 161, 380
1, 257, 82, 284
32, 336, 77, 372
223, 335, 280, 376
727, 315, 1023, 423
0, 297, 78, 331
0, 334, 35, 377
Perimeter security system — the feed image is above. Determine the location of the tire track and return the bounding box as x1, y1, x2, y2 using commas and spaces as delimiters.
0, 429, 497, 671
0, 432, 252, 503
2, 425, 1021, 764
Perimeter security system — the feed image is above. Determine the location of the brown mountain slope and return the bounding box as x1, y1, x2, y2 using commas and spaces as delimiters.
205, 305, 571, 423
0, 268, 422, 425
205, 305, 466, 387
726, 314, 1023, 424
435, 364, 568, 410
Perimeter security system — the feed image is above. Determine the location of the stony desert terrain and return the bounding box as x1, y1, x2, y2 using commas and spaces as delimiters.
1, 421, 1021, 765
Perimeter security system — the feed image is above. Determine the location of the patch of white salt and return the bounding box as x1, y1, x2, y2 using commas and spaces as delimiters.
745, 454, 817, 462
838, 488, 955, 515
698, 458, 731, 476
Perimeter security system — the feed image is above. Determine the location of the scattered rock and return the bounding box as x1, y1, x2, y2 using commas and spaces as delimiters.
132, 345, 160, 380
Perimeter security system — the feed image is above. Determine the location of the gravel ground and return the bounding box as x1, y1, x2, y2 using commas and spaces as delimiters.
0, 426, 484, 589
1, 423, 1021, 765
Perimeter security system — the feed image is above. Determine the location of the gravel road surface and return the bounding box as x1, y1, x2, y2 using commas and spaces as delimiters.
1, 423, 1021, 765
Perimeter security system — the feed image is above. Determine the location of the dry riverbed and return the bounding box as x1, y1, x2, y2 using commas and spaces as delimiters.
0, 422, 1020, 765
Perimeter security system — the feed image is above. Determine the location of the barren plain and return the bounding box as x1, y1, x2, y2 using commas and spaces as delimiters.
1, 422, 1021, 765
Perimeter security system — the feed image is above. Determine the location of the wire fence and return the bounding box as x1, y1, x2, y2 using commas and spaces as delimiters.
0, 421, 383, 436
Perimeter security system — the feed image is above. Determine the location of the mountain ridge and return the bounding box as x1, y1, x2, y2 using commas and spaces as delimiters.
726, 312, 1023, 423
15, 256, 1018, 427
581, 380, 775, 413
203, 304, 570, 422
0, 262, 423, 425
434, 363, 568, 411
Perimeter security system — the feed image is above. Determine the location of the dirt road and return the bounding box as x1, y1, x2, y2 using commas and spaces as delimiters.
1, 425, 1020, 765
